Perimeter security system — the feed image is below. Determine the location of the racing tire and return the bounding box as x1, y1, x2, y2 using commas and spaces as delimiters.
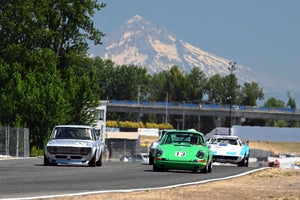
44, 154, 57, 166
44, 154, 51, 166
201, 162, 209, 174
153, 165, 161, 172
208, 161, 212, 173
149, 153, 154, 165
89, 151, 97, 167
238, 153, 249, 167
244, 154, 249, 167
96, 152, 102, 166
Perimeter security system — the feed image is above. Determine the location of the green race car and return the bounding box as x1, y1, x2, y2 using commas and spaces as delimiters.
153, 130, 213, 173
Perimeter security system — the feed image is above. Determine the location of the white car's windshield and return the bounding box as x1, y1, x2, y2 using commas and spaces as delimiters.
209, 138, 239, 145
52, 127, 93, 140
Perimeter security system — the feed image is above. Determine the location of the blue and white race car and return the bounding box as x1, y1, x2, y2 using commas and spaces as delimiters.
207, 135, 250, 167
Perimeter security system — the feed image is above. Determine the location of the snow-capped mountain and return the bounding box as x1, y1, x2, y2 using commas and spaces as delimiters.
90, 15, 297, 99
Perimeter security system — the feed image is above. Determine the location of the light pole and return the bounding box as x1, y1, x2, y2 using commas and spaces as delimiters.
175, 118, 182, 130
165, 92, 168, 125
228, 61, 236, 135
137, 85, 140, 104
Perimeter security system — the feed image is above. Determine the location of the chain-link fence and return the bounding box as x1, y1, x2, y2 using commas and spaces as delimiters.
105, 139, 149, 162
0, 127, 30, 157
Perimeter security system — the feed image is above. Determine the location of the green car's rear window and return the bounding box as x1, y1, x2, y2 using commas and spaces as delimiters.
162, 132, 204, 145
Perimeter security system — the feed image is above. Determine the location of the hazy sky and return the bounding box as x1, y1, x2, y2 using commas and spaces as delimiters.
93, 0, 300, 106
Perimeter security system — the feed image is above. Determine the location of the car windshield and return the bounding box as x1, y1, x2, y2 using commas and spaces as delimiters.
51, 127, 93, 140
161, 132, 204, 145
209, 138, 239, 145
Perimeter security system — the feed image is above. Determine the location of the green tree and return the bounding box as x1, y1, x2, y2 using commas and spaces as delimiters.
148, 70, 169, 102
185, 67, 207, 102
286, 91, 297, 127
239, 82, 264, 106
287, 92, 296, 109
0, 0, 106, 149
167, 66, 187, 101
264, 97, 286, 127
204, 74, 239, 105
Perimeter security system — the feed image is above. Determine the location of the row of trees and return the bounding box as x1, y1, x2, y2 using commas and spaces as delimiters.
87, 57, 297, 131
88, 58, 266, 106
0, 1, 297, 151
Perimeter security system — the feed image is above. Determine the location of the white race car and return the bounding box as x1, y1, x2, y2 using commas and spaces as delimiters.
208, 135, 250, 167
44, 125, 103, 167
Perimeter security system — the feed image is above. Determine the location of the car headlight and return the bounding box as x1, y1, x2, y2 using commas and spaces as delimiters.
155, 149, 163, 157
47, 146, 57, 154
80, 147, 91, 156
196, 150, 205, 158
150, 141, 159, 149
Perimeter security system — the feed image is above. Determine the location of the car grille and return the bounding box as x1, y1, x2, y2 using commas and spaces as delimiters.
213, 155, 239, 160
56, 147, 90, 155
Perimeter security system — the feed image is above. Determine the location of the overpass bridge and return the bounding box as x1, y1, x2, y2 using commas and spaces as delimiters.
106, 101, 300, 124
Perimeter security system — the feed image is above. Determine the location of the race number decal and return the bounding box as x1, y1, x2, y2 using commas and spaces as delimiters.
175, 151, 186, 157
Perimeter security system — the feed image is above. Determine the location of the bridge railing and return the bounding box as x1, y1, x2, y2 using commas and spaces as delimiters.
109, 100, 298, 112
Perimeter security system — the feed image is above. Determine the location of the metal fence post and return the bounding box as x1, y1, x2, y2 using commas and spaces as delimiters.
24, 128, 30, 157
16, 128, 19, 157
5, 127, 9, 156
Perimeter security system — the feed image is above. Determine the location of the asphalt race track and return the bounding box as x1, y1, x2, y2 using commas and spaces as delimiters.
0, 158, 262, 199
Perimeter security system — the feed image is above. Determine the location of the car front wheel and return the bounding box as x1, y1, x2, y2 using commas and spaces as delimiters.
44, 154, 57, 166
96, 152, 102, 166
153, 165, 162, 172
238, 153, 249, 167
44, 154, 51, 166
208, 161, 212, 173
149, 153, 154, 165
89, 151, 97, 167
201, 162, 209, 173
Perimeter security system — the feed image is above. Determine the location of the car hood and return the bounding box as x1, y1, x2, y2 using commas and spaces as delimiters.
210, 143, 243, 155
46, 139, 94, 147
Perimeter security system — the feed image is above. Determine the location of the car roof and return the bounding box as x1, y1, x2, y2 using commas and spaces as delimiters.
211, 135, 239, 139
165, 130, 205, 136
54, 125, 94, 129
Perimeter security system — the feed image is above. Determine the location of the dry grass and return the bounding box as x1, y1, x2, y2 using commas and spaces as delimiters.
140, 136, 159, 147
247, 140, 300, 155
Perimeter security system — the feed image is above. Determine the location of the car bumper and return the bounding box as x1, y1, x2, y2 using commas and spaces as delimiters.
212, 155, 244, 164
46, 154, 92, 164
154, 159, 207, 170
